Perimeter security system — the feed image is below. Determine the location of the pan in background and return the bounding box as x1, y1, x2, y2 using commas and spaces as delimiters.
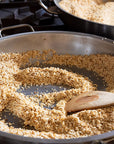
39, 0, 114, 40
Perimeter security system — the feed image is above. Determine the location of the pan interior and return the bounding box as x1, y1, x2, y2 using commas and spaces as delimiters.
0, 63, 107, 130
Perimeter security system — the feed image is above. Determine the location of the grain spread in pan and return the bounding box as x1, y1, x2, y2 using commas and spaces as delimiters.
59, 0, 114, 26
0, 49, 114, 139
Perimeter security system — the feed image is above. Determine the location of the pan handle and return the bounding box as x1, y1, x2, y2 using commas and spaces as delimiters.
0, 24, 34, 38
92, 137, 114, 144
39, 0, 60, 16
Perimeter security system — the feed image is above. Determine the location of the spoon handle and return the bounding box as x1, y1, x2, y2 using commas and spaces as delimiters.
65, 91, 114, 112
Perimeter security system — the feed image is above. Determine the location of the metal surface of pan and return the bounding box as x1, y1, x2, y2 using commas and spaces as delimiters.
0, 30, 114, 144
39, 0, 114, 40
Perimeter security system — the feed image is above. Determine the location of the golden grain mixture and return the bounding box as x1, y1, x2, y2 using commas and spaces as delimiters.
0, 49, 114, 139
59, 0, 114, 25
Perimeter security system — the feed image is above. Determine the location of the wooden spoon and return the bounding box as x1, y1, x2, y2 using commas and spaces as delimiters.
65, 91, 114, 113
102, 0, 114, 2
96, 0, 113, 4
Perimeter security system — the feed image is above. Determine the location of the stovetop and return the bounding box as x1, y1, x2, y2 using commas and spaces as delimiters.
0, 0, 66, 36
0, 0, 113, 39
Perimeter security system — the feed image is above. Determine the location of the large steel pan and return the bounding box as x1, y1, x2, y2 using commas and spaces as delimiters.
0, 24, 114, 144
39, 0, 114, 40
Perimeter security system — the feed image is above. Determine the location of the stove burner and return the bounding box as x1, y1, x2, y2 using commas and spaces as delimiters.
0, 6, 34, 27
0, 0, 64, 32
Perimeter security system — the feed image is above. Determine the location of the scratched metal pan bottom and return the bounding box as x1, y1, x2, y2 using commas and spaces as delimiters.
0, 31, 114, 144
0, 64, 106, 130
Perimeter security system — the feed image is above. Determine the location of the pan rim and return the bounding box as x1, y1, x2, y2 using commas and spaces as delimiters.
0, 31, 113, 43
0, 129, 114, 143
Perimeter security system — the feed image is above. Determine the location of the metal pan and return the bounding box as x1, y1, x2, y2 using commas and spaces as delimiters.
38, 0, 114, 40
0, 24, 114, 144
